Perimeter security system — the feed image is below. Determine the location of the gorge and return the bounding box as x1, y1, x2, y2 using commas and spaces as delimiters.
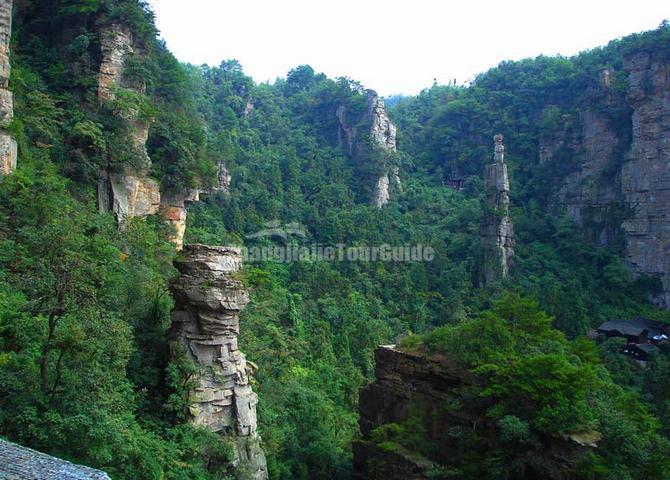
0, 2, 669, 479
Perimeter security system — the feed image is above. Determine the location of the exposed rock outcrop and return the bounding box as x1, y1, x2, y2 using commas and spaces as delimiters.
0, 0, 16, 177
354, 346, 466, 479
96, 22, 156, 222
159, 189, 200, 250
337, 90, 401, 207
621, 51, 670, 306
551, 46, 670, 306
553, 109, 621, 242
354, 346, 592, 479
169, 245, 267, 480
159, 161, 231, 249
97, 171, 160, 219
480, 134, 515, 285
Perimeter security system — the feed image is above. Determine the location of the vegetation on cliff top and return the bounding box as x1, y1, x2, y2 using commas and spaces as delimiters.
397, 293, 670, 478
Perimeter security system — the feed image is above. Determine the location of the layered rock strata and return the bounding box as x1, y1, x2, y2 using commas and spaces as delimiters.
169, 245, 267, 480
620, 51, 670, 306
480, 134, 515, 285
354, 346, 464, 479
550, 47, 670, 306
96, 23, 158, 222
159, 162, 231, 249
337, 90, 401, 207
0, 0, 15, 176
354, 346, 592, 479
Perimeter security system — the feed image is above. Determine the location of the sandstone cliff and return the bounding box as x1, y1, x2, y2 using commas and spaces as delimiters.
621, 50, 670, 306
95, 20, 231, 249
160, 161, 231, 249
169, 245, 267, 480
0, 0, 16, 177
551, 45, 670, 306
355, 346, 592, 479
337, 90, 401, 207
96, 22, 159, 222
480, 134, 515, 286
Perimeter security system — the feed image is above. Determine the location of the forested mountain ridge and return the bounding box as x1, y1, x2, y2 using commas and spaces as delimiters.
0, 0, 669, 478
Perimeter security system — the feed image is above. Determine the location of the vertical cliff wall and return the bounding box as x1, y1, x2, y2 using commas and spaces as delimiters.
551, 46, 670, 306
337, 90, 401, 207
169, 245, 267, 480
621, 51, 670, 306
355, 346, 594, 479
96, 22, 160, 221
0, 0, 15, 176
95, 21, 231, 249
480, 134, 515, 285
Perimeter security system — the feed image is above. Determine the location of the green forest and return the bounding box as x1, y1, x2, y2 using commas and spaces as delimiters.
1, 1, 670, 478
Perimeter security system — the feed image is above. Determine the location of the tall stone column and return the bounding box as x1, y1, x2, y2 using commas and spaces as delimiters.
169, 245, 267, 480
0, 0, 16, 177
480, 134, 515, 286
336, 89, 401, 207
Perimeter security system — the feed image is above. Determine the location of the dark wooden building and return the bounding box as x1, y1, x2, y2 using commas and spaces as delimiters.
622, 342, 658, 361
597, 318, 670, 344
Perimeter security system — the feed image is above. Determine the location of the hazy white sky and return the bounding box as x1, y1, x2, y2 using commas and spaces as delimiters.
146, 0, 669, 96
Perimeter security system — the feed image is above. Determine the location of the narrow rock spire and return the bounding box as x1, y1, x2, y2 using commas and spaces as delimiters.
480, 134, 515, 285
169, 245, 268, 480
336, 90, 401, 207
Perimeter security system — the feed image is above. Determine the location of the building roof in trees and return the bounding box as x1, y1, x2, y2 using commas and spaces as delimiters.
598, 318, 670, 339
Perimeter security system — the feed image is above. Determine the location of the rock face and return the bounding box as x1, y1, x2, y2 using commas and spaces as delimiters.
354, 346, 465, 479
551, 47, 670, 306
159, 161, 231, 249
480, 134, 515, 285
169, 245, 267, 480
95, 22, 230, 248
621, 51, 670, 306
96, 22, 157, 222
159, 189, 200, 250
98, 171, 160, 219
550, 67, 627, 247
337, 90, 401, 207
0, 0, 16, 177
354, 346, 591, 479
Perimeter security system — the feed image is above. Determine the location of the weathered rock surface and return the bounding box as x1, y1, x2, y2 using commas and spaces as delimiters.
97, 23, 155, 220
98, 23, 134, 102
159, 189, 200, 250
98, 171, 160, 220
355, 346, 592, 479
551, 47, 670, 306
159, 161, 231, 249
480, 134, 515, 285
554, 109, 621, 243
621, 51, 670, 306
0, 0, 15, 177
169, 245, 267, 480
337, 90, 401, 207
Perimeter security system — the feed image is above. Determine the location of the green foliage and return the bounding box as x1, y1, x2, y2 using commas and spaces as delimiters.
3, 3, 670, 479
396, 293, 670, 478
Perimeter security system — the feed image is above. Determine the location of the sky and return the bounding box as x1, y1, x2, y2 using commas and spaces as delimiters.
146, 0, 670, 96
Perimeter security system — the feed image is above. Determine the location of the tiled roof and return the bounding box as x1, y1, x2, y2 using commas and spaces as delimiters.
597, 318, 668, 337
0, 439, 111, 480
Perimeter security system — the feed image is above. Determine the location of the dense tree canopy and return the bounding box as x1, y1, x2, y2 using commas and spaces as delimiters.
0, 1, 669, 478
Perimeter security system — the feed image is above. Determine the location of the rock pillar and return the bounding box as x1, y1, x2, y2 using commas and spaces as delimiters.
169, 245, 267, 480
480, 134, 515, 285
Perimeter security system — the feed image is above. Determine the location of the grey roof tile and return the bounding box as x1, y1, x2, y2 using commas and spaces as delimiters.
0, 439, 111, 479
